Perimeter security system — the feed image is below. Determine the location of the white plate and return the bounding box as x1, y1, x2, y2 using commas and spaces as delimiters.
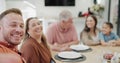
58, 51, 82, 59
70, 44, 89, 51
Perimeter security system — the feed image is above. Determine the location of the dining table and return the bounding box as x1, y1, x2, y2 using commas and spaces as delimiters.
51, 46, 120, 63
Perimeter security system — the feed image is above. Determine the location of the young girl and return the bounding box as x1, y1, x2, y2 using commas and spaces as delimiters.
99, 22, 120, 46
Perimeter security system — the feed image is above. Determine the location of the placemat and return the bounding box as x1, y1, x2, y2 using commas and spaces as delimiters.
54, 54, 86, 62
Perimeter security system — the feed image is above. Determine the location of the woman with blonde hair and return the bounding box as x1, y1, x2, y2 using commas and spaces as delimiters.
20, 17, 55, 63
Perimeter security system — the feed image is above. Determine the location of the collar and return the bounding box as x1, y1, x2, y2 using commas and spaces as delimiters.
0, 42, 21, 55
57, 23, 70, 33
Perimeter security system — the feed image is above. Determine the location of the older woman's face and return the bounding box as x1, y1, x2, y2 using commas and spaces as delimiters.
86, 16, 96, 28
28, 19, 42, 37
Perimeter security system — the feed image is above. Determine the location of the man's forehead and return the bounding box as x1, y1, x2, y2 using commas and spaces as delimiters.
1, 13, 23, 23
4, 13, 22, 19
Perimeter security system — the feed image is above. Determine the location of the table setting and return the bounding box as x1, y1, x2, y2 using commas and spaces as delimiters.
54, 44, 92, 62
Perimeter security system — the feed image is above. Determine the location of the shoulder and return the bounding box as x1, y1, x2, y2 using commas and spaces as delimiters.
99, 32, 103, 34
0, 45, 17, 54
0, 44, 10, 53
80, 30, 88, 36
110, 32, 118, 37
99, 32, 104, 36
71, 24, 76, 29
81, 30, 87, 34
111, 32, 116, 35
110, 32, 117, 36
21, 38, 35, 49
0, 45, 6, 52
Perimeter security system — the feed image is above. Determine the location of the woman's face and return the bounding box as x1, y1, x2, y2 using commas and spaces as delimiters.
28, 19, 42, 37
86, 16, 96, 29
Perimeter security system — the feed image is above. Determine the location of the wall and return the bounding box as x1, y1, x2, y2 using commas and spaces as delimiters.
6, 0, 37, 21
110, 0, 118, 33
0, 0, 6, 13
6, 0, 109, 20
25, 0, 94, 18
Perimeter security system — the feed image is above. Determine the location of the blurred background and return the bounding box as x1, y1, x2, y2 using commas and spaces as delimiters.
0, 0, 120, 40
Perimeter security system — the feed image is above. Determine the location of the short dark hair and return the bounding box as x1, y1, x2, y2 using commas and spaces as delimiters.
0, 8, 22, 20
104, 22, 113, 29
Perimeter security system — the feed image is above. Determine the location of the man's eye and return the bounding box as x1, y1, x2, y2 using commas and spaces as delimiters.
20, 25, 24, 28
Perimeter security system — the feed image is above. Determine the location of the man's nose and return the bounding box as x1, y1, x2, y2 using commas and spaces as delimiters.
15, 26, 24, 34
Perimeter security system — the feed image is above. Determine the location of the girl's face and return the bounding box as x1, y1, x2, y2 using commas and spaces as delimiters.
28, 19, 42, 37
86, 16, 96, 29
102, 23, 112, 35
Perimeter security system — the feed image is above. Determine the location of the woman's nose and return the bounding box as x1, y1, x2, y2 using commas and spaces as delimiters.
36, 25, 43, 30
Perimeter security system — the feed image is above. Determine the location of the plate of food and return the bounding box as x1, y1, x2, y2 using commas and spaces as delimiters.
57, 51, 82, 59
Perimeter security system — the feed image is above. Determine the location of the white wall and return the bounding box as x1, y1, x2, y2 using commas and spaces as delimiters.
6, 0, 109, 20
25, 0, 94, 18
110, 0, 118, 33
6, 0, 37, 21
0, 0, 6, 13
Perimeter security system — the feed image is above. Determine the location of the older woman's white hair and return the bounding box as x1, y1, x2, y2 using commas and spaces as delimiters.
59, 10, 72, 22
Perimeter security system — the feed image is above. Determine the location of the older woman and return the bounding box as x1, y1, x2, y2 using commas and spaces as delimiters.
20, 17, 55, 63
80, 15, 100, 46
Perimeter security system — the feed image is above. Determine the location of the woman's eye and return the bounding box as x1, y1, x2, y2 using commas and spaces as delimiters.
32, 24, 36, 27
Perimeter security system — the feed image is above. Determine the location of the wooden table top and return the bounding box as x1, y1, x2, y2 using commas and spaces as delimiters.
51, 46, 120, 63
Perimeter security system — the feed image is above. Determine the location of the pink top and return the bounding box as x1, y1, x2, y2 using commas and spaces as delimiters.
46, 22, 78, 44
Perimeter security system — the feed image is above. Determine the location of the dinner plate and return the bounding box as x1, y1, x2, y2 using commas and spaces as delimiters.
58, 51, 82, 59
70, 44, 90, 51
54, 54, 86, 62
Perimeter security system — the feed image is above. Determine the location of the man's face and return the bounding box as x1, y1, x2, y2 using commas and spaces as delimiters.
0, 13, 24, 46
61, 18, 73, 30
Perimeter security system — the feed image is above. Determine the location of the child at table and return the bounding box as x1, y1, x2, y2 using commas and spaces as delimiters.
99, 22, 120, 46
